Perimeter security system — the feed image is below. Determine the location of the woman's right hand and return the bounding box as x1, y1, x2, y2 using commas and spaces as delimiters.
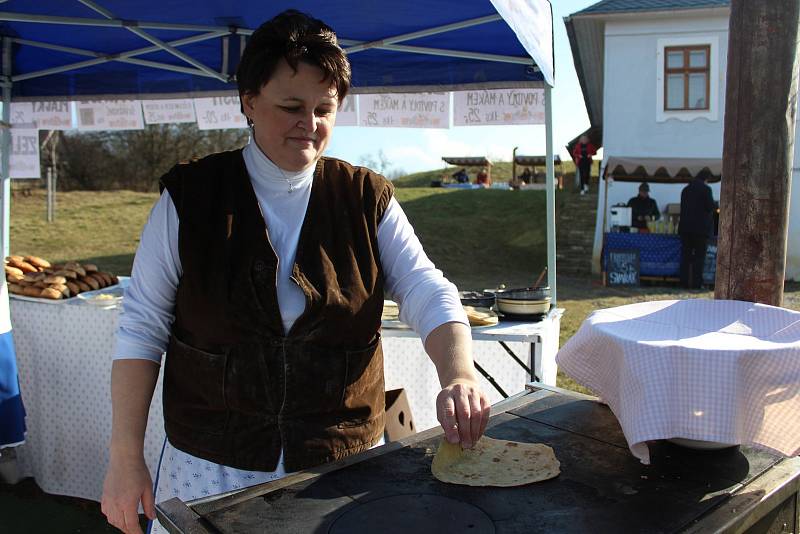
101, 453, 156, 534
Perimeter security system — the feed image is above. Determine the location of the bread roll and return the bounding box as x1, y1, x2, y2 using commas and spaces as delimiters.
8, 283, 25, 295
33, 281, 48, 289
54, 270, 78, 280
43, 275, 67, 285
49, 284, 70, 298
9, 259, 38, 273
75, 280, 92, 293
64, 263, 86, 277
6, 255, 24, 264
80, 275, 100, 290
6, 272, 24, 283
24, 256, 51, 269
23, 272, 46, 283
96, 272, 114, 286
88, 273, 107, 288
5, 265, 23, 277
66, 281, 80, 295
23, 285, 42, 297
39, 287, 62, 300
83, 263, 99, 273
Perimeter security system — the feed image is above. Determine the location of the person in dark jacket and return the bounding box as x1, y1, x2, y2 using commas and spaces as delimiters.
571, 135, 596, 194
678, 170, 715, 289
627, 182, 660, 230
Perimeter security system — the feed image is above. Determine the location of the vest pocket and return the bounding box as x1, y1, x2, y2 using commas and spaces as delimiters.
163, 335, 229, 436
338, 335, 384, 427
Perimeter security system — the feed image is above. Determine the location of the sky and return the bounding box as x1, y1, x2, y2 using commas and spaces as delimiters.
325, 0, 599, 176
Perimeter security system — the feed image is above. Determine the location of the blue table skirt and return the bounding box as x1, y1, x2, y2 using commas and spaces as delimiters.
604, 232, 681, 277
0, 329, 26, 447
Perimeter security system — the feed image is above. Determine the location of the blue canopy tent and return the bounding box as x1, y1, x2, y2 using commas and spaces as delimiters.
0, 0, 558, 301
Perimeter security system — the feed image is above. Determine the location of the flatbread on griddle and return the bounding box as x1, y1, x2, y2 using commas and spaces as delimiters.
431, 436, 560, 487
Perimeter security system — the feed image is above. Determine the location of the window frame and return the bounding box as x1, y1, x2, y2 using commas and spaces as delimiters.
663, 45, 711, 111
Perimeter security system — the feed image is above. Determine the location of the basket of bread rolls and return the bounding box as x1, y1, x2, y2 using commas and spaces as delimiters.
5, 255, 119, 301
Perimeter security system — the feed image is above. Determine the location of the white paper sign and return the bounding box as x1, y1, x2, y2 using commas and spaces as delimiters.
142, 99, 196, 125
33, 101, 73, 130
9, 103, 33, 125
491, 0, 554, 86
76, 100, 144, 130
10, 127, 40, 179
193, 96, 247, 130
359, 93, 449, 129
453, 88, 545, 126
336, 95, 357, 126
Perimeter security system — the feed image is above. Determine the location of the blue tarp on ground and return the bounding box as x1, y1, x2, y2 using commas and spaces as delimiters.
0, 1, 551, 100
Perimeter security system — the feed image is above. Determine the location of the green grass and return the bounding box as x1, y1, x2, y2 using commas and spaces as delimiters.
394, 188, 547, 289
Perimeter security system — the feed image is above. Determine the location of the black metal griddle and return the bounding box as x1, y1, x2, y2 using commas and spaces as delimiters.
157, 384, 800, 533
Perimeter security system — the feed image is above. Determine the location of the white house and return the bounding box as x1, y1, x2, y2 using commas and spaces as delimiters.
565, 0, 800, 280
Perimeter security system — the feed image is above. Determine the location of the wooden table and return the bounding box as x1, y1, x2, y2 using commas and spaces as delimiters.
157, 384, 800, 533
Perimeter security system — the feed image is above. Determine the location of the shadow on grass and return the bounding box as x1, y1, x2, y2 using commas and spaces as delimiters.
75, 253, 136, 277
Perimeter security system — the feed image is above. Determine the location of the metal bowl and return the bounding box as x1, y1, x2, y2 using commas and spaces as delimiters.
458, 291, 496, 309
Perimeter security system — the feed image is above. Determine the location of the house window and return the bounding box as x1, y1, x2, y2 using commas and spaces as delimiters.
664, 45, 710, 111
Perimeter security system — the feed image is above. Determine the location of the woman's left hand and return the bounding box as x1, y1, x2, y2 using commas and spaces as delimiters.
436, 380, 491, 449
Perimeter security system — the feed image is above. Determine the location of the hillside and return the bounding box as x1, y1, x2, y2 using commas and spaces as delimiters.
392, 160, 579, 188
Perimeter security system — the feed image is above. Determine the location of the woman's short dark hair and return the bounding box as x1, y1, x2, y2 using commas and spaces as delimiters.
236, 9, 351, 114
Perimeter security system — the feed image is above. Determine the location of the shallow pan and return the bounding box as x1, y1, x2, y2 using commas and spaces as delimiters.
459, 291, 496, 309
495, 286, 550, 301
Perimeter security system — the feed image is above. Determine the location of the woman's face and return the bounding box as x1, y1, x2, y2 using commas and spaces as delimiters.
242, 59, 339, 171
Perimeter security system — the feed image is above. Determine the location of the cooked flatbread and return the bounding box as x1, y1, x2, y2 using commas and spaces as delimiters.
463, 305, 498, 326
431, 436, 559, 487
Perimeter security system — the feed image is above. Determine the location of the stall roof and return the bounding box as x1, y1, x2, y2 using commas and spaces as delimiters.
0, 0, 554, 100
605, 156, 722, 183
442, 156, 492, 167
515, 154, 561, 166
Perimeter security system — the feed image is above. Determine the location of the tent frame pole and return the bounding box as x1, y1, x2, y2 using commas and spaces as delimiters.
1, 37, 10, 260
0, 11, 238, 33
76, 0, 226, 82
344, 14, 501, 54
13, 31, 229, 83
545, 83, 556, 306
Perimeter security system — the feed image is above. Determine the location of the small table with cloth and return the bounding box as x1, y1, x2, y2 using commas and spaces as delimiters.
556, 299, 800, 464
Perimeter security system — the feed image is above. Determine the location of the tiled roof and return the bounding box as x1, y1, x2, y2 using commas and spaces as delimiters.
576, 0, 729, 15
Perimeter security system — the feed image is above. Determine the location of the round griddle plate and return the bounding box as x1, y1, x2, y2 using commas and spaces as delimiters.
328, 494, 495, 534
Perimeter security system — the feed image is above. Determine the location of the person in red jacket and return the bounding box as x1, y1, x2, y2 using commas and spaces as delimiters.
572, 135, 597, 195
476, 167, 491, 188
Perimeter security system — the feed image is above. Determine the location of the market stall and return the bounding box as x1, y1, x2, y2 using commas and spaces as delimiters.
440, 156, 493, 188
0, 0, 563, 511
597, 156, 722, 282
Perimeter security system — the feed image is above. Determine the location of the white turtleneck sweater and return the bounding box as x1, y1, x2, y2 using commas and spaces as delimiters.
113, 139, 467, 361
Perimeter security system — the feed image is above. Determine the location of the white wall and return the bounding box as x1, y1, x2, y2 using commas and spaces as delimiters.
592, 12, 800, 281
787, 119, 800, 281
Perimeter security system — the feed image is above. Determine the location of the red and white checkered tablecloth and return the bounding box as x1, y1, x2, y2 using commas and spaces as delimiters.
556, 299, 800, 464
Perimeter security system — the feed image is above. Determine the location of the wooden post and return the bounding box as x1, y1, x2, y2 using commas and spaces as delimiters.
715, 0, 800, 306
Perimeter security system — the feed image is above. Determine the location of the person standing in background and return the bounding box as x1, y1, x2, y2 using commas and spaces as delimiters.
627, 182, 660, 231
571, 135, 596, 195
475, 167, 491, 188
678, 170, 715, 289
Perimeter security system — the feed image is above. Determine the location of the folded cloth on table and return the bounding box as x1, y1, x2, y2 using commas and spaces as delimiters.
556, 299, 800, 464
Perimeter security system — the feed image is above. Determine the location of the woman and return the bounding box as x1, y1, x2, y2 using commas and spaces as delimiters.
571, 135, 596, 195
101, 10, 490, 534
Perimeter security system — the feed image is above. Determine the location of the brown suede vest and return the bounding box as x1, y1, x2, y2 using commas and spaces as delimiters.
159, 149, 393, 472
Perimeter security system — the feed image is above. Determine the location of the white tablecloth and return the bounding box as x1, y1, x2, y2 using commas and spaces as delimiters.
10, 299, 561, 501
556, 299, 800, 464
